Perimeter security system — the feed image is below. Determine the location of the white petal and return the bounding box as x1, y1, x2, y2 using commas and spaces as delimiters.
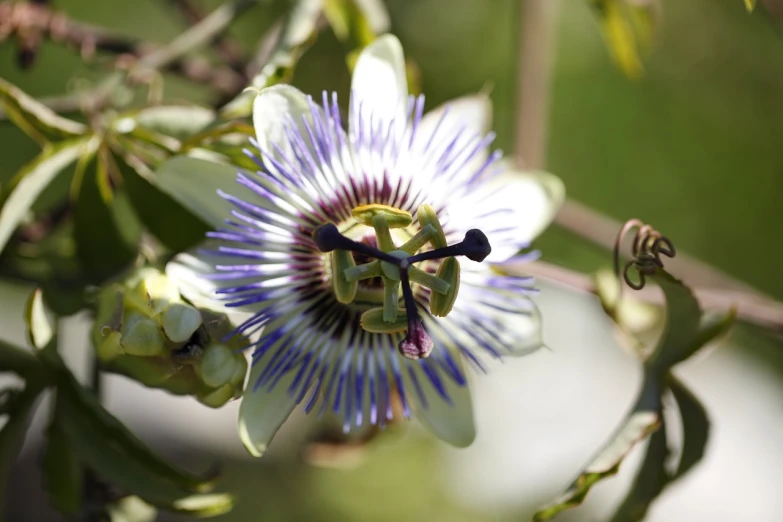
448, 169, 565, 263
252, 84, 313, 165
349, 34, 408, 130
155, 156, 239, 230
403, 349, 476, 447
238, 358, 299, 457
449, 269, 544, 358
165, 242, 256, 326
414, 94, 493, 173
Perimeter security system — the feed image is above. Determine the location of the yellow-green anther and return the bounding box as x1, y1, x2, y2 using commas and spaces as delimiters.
372, 214, 395, 252
160, 302, 202, 343
383, 281, 400, 322
121, 317, 166, 356
352, 203, 412, 228
409, 266, 450, 295
344, 260, 381, 282
400, 224, 437, 254
97, 330, 123, 362
360, 307, 408, 333
430, 257, 461, 317
331, 249, 358, 304
417, 204, 447, 248
199, 344, 239, 388
198, 384, 237, 408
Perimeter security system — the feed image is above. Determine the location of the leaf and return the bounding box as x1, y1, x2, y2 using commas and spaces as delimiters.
533, 374, 662, 521
24, 288, 55, 351
745, 0, 757, 11
0, 383, 45, 517
609, 422, 669, 522
53, 359, 218, 495
42, 401, 83, 515
56, 382, 233, 514
0, 77, 87, 145
72, 146, 140, 282
324, 0, 390, 47
154, 156, 239, 230
0, 137, 91, 254
668, 377, 710, 479
687, 308, 736, 359
645, 269, 703, 372
0, 339, 43, 378
115, 152, 210, 251
588, 0, 656, 79
131, 105, 216, 139
220, 0, 323, 119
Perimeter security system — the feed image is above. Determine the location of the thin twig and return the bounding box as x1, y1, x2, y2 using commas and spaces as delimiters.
137, 0, 256, 72
514, 260, 783, 333
165, 0, 247, 73
514, 0, 559, 169
0, 1, 244, 97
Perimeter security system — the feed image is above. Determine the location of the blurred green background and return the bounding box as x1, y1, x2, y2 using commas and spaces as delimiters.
3, 0, 783, 521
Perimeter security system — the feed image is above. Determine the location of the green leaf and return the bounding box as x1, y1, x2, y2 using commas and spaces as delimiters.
609, 421, 670, 522
0, 137, 91, 254
0, 339, 42, 378
687, 309, 736, 360
73, 146, 140, 282
324, 0, 389, 47
42, 401, 83, 515
53, 360, 218, 495
155, 156, 238, 230
0, 77, 87, 145
56, 381, 233, 514
745, 0, 757, 11
220, 0, 323, 119
533, 374, 662, 521
115, 152, 210, 251
668, 377, 710, 479
588, 0, 656, 79
24, 288, 55, 351
130, 105, 216, 139
0, 383, 45, 517
645, 269, 702, 372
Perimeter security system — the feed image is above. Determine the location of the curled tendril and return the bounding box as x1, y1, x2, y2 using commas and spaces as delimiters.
613, 219, 676, 293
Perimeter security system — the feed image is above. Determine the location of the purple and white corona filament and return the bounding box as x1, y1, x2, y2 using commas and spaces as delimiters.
168, 35, 563, 455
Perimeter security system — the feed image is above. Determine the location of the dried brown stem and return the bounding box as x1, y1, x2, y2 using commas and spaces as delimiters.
165, 0, 247, 72
0, 1, 244, 95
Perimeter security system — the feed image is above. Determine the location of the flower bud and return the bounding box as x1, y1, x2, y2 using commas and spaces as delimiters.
160, 302, 202, 343
121, 316, 167, 356
199, 344, 239, 388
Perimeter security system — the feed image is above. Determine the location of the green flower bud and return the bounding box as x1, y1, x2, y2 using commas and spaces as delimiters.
97, 330, 123, 362
197, 384, 238, 408
121, 316, 166, 356
91, 267, 249, 409
160, 302, 202, 343
198, 344, 239, 388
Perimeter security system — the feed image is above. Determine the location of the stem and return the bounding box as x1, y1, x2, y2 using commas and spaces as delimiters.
137, 0, 256, 72
511, 259, 783, 334
514, 0, 559, 169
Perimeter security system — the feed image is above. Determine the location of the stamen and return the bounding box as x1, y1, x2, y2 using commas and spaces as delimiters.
312, 223, 399, 264
407, 229, 491, 263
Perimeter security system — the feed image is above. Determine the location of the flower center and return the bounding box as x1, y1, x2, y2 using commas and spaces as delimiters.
312, 203, 492, 360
